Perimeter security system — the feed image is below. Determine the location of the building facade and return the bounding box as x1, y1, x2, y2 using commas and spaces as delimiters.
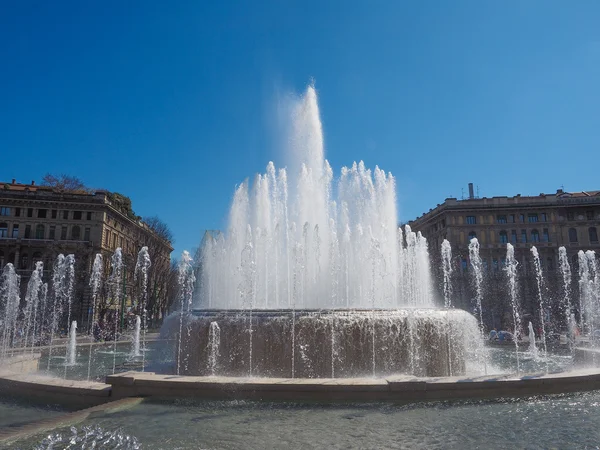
0, 179, 173, 330
408, 185, 600, 329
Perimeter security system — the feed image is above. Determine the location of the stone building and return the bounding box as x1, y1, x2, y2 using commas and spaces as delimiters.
0, 179, 173, 330
408, 184, 600, 329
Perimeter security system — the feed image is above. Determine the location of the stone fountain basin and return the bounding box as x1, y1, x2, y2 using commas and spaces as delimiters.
168, 308, 481, 378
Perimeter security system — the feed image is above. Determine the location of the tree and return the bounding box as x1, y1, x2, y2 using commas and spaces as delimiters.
41, 174, 92, 194
143, 216, 174, 244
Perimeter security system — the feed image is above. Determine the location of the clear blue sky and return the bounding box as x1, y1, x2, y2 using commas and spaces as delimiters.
1, 1, 599, 258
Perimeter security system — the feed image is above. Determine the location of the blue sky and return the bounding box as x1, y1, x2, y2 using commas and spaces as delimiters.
1, 1, 599, 258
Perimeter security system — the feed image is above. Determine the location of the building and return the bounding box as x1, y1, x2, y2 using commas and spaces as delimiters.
0, 179, 173, 330
408, 184, 600, 328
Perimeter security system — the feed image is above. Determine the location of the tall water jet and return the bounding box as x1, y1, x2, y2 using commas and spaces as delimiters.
0, 264, 20, 358
22, 261, 44, 350
109, 249, 123, 375
132, 315, 141, 358
66, 321, 77, 366
530, 246, 548, 372
586, 250, 599, 341
87, 254, 103, 381
468, 239, 484, 334
468, 238, 487, 374
558, 247, 573, 336
47, 254, 75, 372
208, 321, 220, 376
505, 244, 521, 373
135, 247, 151, 371
177, 250, 196, 375
441, 239, 453, 308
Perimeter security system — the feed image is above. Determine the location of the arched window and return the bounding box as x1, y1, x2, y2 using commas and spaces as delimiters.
499, 230, 508, 244
569, 228, 578, 243
0, 223, 7, 238
531, 229, 540, 242
35, 224, 45, 239
468, 231, 477, 241
589, 227, 598, 243
71, 225, 81, 240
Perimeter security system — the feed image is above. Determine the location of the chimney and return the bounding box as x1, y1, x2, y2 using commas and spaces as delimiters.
468, 183, 474, 199
31, 180, 35, 186
11, 179, 15, 184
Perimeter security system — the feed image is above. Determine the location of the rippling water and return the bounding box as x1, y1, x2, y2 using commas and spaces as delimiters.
8, 393, 600, 449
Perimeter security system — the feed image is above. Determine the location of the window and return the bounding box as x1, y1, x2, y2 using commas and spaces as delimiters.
24, 225, 31, 238
0, 251, 3, 269
51, 209, 57, 219
0, 223, 7, 238
547, 257, 554, 271
461, 259, 468, 271
493, 258, 499, 271
35, 224, 45, 239
87, 212, 93, 220
509, 214, 515, 223
528, 214, 538, 223
531, 229, 540, 242
38, 209, 47, 218
541, 213, 547, 222
84, 227, 91, 241
63, 210, 69, 220
590, 227, 599, 243
543, 228, 550, 242
588, 211, 595, 220
441, 219, 446, 228
511, 230, 517, 243
519, 214, 525, 223
499, 230, 508, 244
20, 253, 28, 270
497, 215, 507, 224
11, 224, 18, 238
569, 228, 578, 243
60, 226, 67, 240
71, 225, 80, 240
74, 211, 82, 220
466, 216, 477, 225
49, 226, 55, 240
468, 231, 477, 241
521, 230, 527, 243
567, 212, 575, 221
15, 207, 20, 217
0, 207, 10, 216
27, 208, 33, 218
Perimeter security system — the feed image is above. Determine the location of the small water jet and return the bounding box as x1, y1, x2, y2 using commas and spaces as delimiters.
132, 315, 141, 358
528, 321, 538, 360
66, 320, 77, 367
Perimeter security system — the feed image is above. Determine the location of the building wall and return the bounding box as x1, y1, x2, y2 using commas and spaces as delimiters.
408, 189, 600, 331
0, 180, 173, 330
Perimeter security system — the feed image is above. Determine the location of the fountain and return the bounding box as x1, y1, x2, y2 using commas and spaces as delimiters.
171, 86, 482, 378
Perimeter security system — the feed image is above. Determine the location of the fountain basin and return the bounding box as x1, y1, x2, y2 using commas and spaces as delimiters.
168, 308, 481, 378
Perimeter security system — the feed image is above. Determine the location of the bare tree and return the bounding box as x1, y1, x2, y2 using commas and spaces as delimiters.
41, 174, 92, 194
143, 216, 174, 244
